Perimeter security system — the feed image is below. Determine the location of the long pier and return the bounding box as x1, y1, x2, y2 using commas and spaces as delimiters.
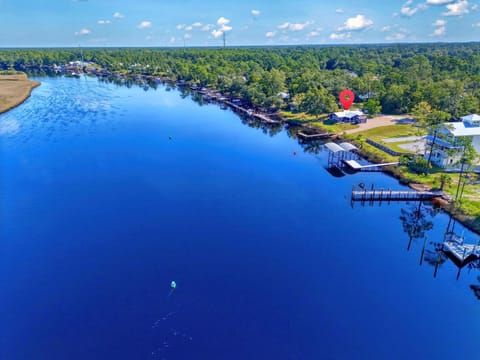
351, 189, 442, 202
224, 102, 280, 124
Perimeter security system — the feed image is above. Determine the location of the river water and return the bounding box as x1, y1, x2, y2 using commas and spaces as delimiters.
1, 76, 479, 360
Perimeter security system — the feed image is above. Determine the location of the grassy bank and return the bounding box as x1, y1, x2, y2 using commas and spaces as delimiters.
0, 72, 40, 115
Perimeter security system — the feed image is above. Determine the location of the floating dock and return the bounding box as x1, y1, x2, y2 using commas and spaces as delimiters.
442, 235, 480, 266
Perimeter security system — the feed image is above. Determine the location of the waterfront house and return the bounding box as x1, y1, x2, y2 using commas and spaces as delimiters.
424, 114, 480, 168
329, 110, 367, 124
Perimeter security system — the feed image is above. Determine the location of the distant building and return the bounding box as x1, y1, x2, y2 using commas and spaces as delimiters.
424, 114, 480, 168
329, 110, 367, 124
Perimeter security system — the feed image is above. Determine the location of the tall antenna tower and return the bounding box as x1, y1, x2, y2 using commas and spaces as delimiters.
222, 32, 226, 48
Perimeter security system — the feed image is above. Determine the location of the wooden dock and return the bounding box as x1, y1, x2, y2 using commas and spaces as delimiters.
351, 189, 442, 202
224, 102, 280, 124
298, 131, 334, 140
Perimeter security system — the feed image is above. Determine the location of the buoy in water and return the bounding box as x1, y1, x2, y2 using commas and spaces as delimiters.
170, 281, 177, 289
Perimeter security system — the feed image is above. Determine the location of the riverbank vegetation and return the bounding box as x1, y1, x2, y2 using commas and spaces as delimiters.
1, 44, 479, 116
1, 44, 480, 230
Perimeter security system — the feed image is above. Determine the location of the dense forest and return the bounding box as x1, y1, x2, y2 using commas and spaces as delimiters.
1, 43, 480, 117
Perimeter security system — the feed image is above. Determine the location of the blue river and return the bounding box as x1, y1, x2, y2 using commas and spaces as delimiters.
1, 76, 479, 360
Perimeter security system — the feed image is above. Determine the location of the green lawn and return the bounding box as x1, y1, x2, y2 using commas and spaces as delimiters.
356, 124, 424, 141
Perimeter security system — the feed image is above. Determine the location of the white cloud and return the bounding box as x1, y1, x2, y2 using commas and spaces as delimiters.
308, 30, 321, 37
113, 12, 125, 19
433, 19, 447, 26
138, 21, 152, 29
220, 24, 232, 32
185, 26, 193, 31
251, 9, 260, 17
192, 22, 202, 27
202, 24, 214, 31
330, 32, 351, 40
442, 0, 470, 16
184, 33, 192, 39
217, 17, 230, 26
170, 37, 176, 43
335, 9, 344, 14
386, 32, 406, 41
176, 24, 185, 30
472, 22, 480, 27
381, 25, 392, 32
431, 26, 446, 35
338, 15, 373, 31
277, 21, 312, 31
289, 22, 311, 31
401, 4, 418, 16
75, 28, 90, 36
97, 20, 111, 25
472, 4, 478, 10
265, 31, 276, 38
426, 0, 454, 3
211, 29, 223, 38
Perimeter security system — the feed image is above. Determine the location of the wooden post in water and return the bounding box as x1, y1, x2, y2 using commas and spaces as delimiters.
456, 266, 462, 280
420, 236, 427, 266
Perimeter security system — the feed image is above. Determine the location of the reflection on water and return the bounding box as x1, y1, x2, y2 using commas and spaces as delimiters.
0, 75, 120, 144
3, 75, 480, 360
0, 119, 20, 135
399, 202, 480, 299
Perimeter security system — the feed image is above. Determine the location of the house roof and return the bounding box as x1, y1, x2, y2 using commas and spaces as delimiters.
332, 110, 364, 119
444, 122, 480, 137
339, 142, 358, 152
461, 114, 480, 123
325, 142, 345, 153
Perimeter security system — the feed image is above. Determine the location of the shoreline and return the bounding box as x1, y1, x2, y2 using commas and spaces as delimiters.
6, 70, 480, 235
0, 73, 41, 115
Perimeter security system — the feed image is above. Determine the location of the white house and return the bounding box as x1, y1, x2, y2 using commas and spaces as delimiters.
425, 114, 480, 168
329, 110, 367, 124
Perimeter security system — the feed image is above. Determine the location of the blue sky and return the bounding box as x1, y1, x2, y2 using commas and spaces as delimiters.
0, 0, 479, 47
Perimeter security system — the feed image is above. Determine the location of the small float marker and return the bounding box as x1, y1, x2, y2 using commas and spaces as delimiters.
170, 281, 177, 289
339, 89, 355, 110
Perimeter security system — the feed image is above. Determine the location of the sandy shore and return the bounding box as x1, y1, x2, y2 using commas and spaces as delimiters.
0, 73, 40, 115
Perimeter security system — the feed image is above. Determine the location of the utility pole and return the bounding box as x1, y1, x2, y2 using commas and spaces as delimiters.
222, 32, 226, 48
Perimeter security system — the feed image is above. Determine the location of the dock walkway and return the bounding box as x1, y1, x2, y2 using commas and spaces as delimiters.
298, 131, 334, 140
351, 189, 442, 201
224, 102, 280, 124
344, 159, 398, 171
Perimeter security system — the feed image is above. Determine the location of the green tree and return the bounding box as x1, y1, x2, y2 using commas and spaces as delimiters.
363, 98, 382, 118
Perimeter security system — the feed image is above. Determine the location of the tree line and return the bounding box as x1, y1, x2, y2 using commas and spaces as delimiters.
1, 43, 480, 117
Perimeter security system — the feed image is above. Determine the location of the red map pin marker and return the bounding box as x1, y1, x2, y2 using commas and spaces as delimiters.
339, 89, 355, 110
